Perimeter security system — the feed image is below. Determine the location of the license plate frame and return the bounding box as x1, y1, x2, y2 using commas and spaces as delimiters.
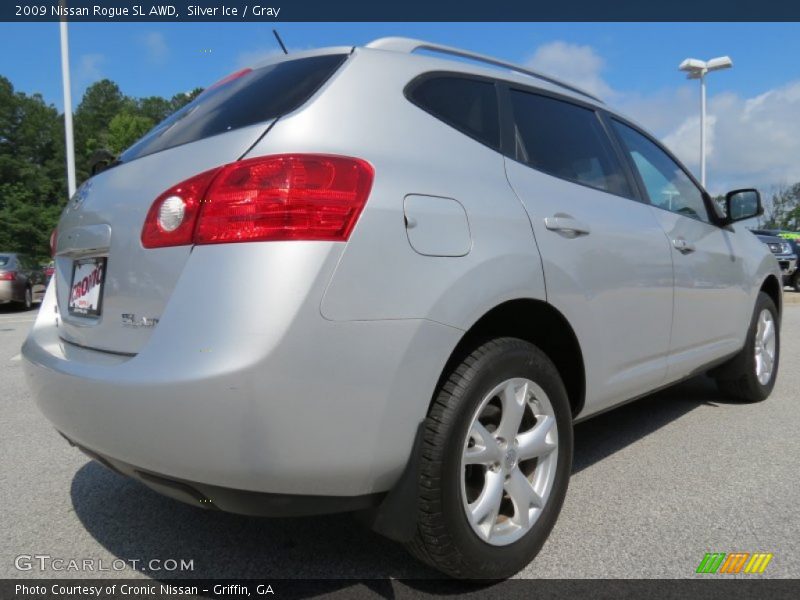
67, 257, 107, 317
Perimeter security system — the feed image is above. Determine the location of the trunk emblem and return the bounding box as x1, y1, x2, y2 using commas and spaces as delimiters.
71, 180, 93, 210
121, 313, 160, 328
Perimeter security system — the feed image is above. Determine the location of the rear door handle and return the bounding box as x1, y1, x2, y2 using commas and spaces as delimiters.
672, 237, 696, 254
544, 216, 591, 236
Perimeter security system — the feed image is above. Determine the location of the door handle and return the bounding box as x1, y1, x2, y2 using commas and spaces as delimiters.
672, 237, 696, 254
544, 216, 591, 236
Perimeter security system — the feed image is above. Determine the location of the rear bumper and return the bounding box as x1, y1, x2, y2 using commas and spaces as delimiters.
22, 250, 461, 499
0, 280, 20, 303
65, 433, 382, 516
777, 256, 797, 278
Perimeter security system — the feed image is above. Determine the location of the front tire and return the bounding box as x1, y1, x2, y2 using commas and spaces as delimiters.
791, 271, 800, 293
713, 292, 779, 402
406, 338, 573, 579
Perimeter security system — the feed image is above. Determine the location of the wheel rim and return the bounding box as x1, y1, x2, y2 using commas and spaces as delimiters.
754, 308, 776, 386
460, 377, 558, 546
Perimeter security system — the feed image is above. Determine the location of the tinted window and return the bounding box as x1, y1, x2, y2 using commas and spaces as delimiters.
120, 54, 348, 162
0, 255, 9, 267
509, 90, 632, 197
612, 120, 709, 223
409, 76, 500, 149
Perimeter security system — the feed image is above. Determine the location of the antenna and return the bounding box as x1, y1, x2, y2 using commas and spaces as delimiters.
272, 29, 288, 55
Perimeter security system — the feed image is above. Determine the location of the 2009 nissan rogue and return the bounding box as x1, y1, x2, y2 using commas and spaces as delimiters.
22, 38, 781, 579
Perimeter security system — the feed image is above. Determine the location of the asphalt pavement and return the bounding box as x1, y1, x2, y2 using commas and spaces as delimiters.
1, 300, 798, 581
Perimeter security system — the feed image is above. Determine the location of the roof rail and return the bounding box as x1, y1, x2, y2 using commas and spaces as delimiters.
365, 37, 602, 103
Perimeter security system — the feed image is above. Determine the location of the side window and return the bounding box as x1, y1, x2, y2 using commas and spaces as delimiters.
408, 76, 500, 149
611, 120, 710, 223
508, 90, 632, 197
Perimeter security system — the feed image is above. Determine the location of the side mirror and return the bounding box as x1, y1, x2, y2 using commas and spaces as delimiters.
724, 189, 762, 224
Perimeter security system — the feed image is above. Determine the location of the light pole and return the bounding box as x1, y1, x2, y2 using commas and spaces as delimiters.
59, 0, 76, 198
678, 56, 733, 188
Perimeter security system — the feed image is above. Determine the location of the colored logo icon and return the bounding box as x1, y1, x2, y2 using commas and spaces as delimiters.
696, 552, 773, 574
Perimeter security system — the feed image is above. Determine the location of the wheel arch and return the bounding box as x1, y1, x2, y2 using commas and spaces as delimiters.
760, 274, 782, 318
433, 298, 586, 418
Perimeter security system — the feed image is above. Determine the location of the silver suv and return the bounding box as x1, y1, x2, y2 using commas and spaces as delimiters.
23, 38, 781, 579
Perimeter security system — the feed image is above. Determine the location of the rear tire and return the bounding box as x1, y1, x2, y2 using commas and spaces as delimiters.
712, 292, 779, 403
16, 287, 32, 311
406, 338, 573, 579
792, 271, 800, 293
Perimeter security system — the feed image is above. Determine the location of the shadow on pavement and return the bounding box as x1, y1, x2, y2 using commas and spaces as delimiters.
572, 374, 731, 473
70, 373, 739, 586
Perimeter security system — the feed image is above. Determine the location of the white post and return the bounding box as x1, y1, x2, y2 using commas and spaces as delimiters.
699, 71, 707, 188
59, 18, 77, 198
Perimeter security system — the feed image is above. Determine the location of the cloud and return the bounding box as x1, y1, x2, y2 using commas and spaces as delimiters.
523, 40, 800, 193
141, 31, 169, 64
525, 41, 615, 100
662, 83, 800, 191
77, 53, 105, 82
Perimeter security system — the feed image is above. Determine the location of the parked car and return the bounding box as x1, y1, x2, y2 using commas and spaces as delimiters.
750, 229, 800, 291
43, 260, 55, 282
0, 252, 46, 309
22, 38, 782, 579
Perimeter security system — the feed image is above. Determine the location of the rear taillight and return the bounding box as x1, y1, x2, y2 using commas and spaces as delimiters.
0, 271, 16, 281
141, 154, 373, 249
141, 168, 221, 249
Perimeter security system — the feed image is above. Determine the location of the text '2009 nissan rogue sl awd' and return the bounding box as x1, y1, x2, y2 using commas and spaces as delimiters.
22, 38, 781, 579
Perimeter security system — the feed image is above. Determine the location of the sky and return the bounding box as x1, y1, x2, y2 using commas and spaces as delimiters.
1, 21, 799, 194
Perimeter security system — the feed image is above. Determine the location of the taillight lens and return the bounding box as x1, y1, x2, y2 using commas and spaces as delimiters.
141, 154, 373, 249
141, 168, 220, 248
0, 271, 16, 281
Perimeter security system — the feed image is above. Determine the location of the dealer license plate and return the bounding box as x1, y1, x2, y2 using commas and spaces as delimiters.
68, 257, 107, 317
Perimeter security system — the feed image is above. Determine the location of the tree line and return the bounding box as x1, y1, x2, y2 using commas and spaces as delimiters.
0, 76, 200, 260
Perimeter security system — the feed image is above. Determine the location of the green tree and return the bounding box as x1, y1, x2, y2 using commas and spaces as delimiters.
73, 79, 128, 181
0, 75, 65, 259
107, 112, 154, 154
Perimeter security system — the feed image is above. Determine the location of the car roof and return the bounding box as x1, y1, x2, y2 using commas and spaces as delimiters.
244, 38, 652, 134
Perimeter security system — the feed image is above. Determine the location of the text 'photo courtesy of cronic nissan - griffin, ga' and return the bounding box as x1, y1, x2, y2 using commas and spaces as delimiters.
22, 37, 781, 579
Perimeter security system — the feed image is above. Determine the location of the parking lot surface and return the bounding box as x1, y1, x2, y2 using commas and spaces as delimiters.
1, 302, 798, 580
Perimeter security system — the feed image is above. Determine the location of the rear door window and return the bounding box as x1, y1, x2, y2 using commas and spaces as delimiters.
408, 76, 500, 150
508, 90, 632, 198
119, 54, 348, 162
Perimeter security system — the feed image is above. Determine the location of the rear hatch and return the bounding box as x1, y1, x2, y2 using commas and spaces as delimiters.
54, 52, 349, 355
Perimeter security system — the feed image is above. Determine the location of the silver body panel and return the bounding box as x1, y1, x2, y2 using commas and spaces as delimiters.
23, 42, 780, 497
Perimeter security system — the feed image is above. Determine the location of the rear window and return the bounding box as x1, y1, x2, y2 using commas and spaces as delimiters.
0, 256, 9, 267
407, 76, 500, 150
509, 90, 632, 198
119, 54, 348, 163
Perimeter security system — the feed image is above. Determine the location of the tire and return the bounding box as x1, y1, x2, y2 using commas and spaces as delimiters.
712, 292, 779, 403
16, 287, 32, 311
406, 338, 573, 579
792, 271, 800, 293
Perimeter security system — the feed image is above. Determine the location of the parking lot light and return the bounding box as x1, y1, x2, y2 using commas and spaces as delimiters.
679, 56, 733, 187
